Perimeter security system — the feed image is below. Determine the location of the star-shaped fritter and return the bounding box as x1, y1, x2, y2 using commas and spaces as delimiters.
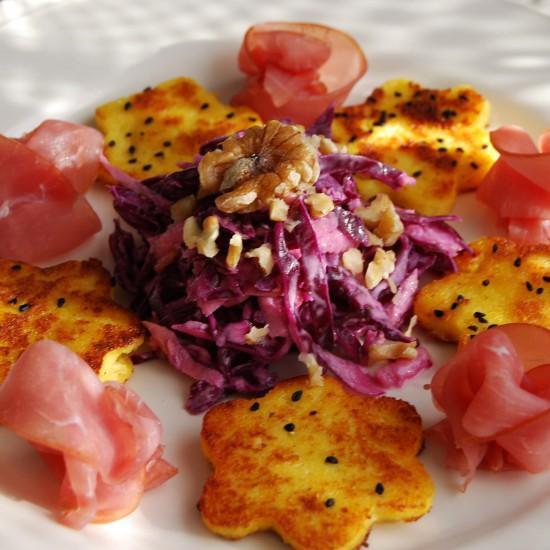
0, 258, 143, 384
415, 236, 550, 343
332, 79, 497, 215
199, 375, 434, 550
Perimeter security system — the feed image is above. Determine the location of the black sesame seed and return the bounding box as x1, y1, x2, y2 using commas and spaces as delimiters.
309, 410, 317, 416
438, 147, 448, 152
291, 390, 303, 402
457, 294, 464, 302
414, 91, 422, 98
388, 112, 397, 118
284, 423, 295, 432
108, 140, 116, 147
325, 498, 335, 508
375, 482, 384, 495
470, 334, 475, 339
57, 297, 66, 308
366, 96, 377, 104
128, 145, 136, 154
325, 456, 339, 464
442, 109, 457, 119
348, 135, 357, 143
479, 317, 488, 324
128, 158, 137, 164
468, 325, 478, 332
451, 159, 458, 167
8, 297, 17, 305
248, 116, 258, 122
488, 324, 498, 329
163, 140, 172, 147
412, 170, 422, 177
11, 264, 22, 271
250, 402, 260, 412
144, 116, 154, 125
514, 258, 522, 267
154, 151, 164, 158
123, 101, 132, 111
456, 147, 464, 153
437, 138, 444, 143
482, 279, 490, 286
473, 311, 486, 319
200, 102, 210, 110
226, 112, 235, 119
18, 303, 31, 312
143, 164, 152, 171
492, 244, 498, 253
543, 276, 550, 282
536, 287, 544, 295
433, 309, 445, 318
143, 86, 152, 92
140, 132, 145, 136
394, 91, 402, 97
526, 281, 533, 291
405, 101, 413, 107
470, 162, 479, 169
125, 132, 132, 137
450, 302, 458, 310
459, 94, 468, 101
482, 144, 488, 149
430, 93, 436, 101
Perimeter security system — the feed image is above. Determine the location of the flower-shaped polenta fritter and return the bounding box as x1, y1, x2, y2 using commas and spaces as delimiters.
415, 236, 550, 343
199, 376, 434, 550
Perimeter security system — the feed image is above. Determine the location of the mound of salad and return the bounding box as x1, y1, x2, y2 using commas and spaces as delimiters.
106, 112, 468, 413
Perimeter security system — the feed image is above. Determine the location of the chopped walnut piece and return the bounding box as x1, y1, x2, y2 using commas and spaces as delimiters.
368, 341, 418, 362
170, 195, 197, 223
305, 192, 334, 218
196, 215, 220, 258
183, 216, 201, 249
365, 248, 396, 289
404, 314, 418, 337
355, 194, 404, 246
184, 216, 223, 259
198, 120, 319, 213
342, 248, 364, 275
269, 198, 289, 221
307, 134, 347, 155
298, 352, 324, 386
226, 233, 243, 269
245, 243, 274, 275
245, 324, 270, 344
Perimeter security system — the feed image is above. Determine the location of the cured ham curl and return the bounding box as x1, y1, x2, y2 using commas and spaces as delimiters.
0, 120, 103, 263
232, 22, 367, 126
477, 125, 550, 245
0, 340, 177, 529
427, 324, 550, 488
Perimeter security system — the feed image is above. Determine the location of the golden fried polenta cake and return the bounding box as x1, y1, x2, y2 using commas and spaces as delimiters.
0, 259, 144, 384
95, 77, 261, 180
415, 236, 550, 342
200, 376, 434, 550
332, 79, 498, 215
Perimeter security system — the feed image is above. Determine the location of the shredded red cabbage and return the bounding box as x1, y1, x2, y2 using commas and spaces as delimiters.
108, 130, 468, 413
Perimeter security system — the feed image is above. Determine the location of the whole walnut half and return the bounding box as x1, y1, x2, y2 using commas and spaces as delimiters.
198, 121, 320, 216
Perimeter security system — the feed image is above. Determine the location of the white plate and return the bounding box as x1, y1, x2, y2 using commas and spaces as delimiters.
1, 2, 550, 549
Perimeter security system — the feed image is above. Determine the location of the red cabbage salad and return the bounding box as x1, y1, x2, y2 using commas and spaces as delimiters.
107, 113, 468, 413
